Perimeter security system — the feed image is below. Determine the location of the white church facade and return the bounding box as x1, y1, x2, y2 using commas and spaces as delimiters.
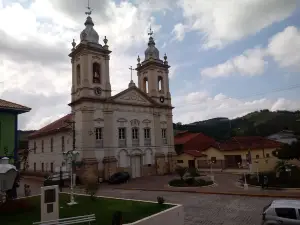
28, 12, 176, 179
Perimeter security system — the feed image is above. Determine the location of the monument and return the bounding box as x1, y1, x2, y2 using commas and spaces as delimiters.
40, 185, 59, 222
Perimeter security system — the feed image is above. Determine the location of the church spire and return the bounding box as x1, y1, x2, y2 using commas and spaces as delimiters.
80, 0, 99, 44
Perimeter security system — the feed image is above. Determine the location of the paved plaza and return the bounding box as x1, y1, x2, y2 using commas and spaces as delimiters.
18, 178, 277, 225
89, 188, 271, 225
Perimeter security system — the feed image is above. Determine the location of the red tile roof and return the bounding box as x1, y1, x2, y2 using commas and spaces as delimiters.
218, 136, 282, 151
174, 132, 215, 145
29, 114, 72, 139
184, 150, 206, 157
0, 99, 31, 112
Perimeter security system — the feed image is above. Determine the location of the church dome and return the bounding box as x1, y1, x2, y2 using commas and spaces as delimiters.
144, 36, 159, 60
80, 16, 99, 44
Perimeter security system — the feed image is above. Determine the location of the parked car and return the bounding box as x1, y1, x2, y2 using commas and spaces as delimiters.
261, 200, 300, 224
108, 172, 130, 184
43, 172, 70, 187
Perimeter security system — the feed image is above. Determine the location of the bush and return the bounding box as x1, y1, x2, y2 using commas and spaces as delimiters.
0, 198, 34, 214
157, 196, 165, 204
244, 166, 300, 188
169, 178, 213, 187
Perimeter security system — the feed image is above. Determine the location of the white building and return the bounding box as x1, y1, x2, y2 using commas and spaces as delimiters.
267, 130, 298, 145
28, 12, 176, 179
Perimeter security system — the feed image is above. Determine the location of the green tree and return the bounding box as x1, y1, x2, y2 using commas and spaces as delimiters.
175, 166, 187, 181
272, 141, 300, 161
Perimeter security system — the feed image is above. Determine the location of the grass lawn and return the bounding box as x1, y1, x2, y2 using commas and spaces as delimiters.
0, 193, 173, 225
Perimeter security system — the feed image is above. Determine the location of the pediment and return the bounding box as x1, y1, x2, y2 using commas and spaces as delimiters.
111, 88, 155, 106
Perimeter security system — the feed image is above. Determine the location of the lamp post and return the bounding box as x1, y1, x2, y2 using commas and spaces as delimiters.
208, 159, 215, 182
254, 160, 259, 182
237, 162, 248, 190
63, 150, 79, 206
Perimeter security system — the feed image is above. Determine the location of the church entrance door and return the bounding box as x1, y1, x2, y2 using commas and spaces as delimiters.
131, 156, 141, 178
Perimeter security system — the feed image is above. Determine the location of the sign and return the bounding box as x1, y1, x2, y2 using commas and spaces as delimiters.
41, 185, 59, 222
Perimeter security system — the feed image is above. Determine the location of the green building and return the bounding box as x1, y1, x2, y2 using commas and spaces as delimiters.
0, 99, 31, 166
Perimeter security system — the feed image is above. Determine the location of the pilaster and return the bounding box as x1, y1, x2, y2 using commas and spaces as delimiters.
153, 111, 161, 152
103, 109, 114, 158
81, 106, 96, 159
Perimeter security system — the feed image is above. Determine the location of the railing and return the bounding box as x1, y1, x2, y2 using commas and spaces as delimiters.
144, 138, 151, 146
132, 139, 139, 147
95, 139, 103, 148
118, 139, 127, 147
32, 214, 96, 225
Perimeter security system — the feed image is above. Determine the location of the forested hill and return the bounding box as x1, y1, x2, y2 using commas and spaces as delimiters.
174, 110, 300, 141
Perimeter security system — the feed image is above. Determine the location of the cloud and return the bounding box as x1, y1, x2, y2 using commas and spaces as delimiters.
0, 0, 170, 130
177, 0, 298, 48
267, 26, 300, 70
172, 23, 188, 41
201, 47, 267, 78
173, 92, 300, 124
201, 25, 300, 78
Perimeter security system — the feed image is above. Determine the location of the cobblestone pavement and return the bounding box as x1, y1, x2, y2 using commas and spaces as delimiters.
94, 189, 272, 225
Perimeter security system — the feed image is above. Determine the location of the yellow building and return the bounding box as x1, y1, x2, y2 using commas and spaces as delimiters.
176, 136, 282, 173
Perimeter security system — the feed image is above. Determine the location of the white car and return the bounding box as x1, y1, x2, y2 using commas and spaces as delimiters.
262, 200, 300, 224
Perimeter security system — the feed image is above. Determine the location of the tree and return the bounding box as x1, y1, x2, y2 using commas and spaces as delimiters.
272, 141, 300, 161
82, 168, 99, 200
175, 166, 187, 181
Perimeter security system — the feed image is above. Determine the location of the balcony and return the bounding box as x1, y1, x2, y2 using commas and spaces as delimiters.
96, 139, 103, 148
132, 139, 139, 147
162, 138, 167, 145
144, 138, 151, 146
119, 139, 127, 148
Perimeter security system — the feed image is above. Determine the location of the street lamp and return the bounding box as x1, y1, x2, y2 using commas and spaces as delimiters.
237, 162, 248, 190
63, 150, 79, 206
207, 159, 215, 182
254, 160, 259, 182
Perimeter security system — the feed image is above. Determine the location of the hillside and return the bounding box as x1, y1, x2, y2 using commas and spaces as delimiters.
174, 110, 300, 141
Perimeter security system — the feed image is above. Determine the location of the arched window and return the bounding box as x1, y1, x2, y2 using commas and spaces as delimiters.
93, 62, 101, 83
76, 64, 81, 85
143, 77, 149, 93
158, 76, 163, 92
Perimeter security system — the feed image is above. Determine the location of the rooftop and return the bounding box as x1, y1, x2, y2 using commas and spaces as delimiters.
0, 99, 31, 113
174, 131, 215, 145
29, 114, 72, 139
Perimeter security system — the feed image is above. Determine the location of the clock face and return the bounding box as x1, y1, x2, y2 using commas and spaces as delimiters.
94, 87, 102, 96
159, 96, 165, 103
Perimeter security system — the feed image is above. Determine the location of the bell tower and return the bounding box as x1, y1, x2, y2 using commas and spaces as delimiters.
136, 27, 171, 106
68, 5, 112, 170
69, 9, 112, 103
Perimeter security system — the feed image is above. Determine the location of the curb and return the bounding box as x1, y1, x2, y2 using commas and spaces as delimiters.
112, 187, 300, 199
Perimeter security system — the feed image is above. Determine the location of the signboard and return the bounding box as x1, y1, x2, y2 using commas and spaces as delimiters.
40, 185, 59, 222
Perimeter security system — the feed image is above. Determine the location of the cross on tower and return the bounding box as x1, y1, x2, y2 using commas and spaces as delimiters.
129, 66, 134, 81
148, 25, 153, 37
85, 0, 93, 16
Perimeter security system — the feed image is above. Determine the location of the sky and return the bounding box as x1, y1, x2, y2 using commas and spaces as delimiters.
0, 0, 300, 130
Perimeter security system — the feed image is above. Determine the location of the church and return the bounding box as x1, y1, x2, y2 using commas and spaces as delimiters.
27, 11, 176, 180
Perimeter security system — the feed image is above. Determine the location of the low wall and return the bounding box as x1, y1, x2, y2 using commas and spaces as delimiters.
125, 203, 184, 225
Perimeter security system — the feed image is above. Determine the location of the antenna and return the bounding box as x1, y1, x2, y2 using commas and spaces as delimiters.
85, 0, 93, 16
